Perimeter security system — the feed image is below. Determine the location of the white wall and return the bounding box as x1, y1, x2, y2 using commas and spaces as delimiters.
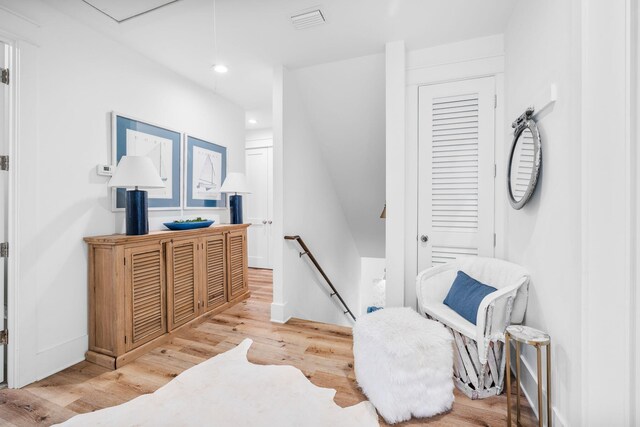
580, 1, 637, 425
271, 66, 286, 322
359, 257, 385, 315
274, 67, 361, 326
385, 41, 406, 308
504, 2, 581, 425
289, 54, 386, 259
0, 0, 245, 387
245, 128, 273, 151
506, 2, 640, 425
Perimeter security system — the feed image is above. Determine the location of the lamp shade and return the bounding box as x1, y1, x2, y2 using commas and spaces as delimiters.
108, 156, 165, 189
220, 172, 251, 194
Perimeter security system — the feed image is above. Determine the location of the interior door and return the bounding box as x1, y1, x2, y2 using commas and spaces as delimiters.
0, 41, 8, 384
245, 147, 272, 268
418, 77, 495, 272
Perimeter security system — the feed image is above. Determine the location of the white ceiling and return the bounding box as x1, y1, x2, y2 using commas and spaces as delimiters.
81, 0, 180, 22
245, 109, 273, 130
50, 0, 515, 112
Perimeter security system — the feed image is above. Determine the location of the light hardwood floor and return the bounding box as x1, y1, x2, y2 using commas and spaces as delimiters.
0, 268, 536, 426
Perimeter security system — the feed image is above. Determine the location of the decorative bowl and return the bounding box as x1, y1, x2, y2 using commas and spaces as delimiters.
163, 220, 214, 231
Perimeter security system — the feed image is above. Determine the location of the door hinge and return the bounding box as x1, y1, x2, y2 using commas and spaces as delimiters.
494, 94, 497, 108
494, 233, 497, 248
124, 335, 127, 344
1, 68, 8, 85
0, 330, 7, 345
494, 164, 497, 178
0, 242, 8, 258
0, 155, 8, 171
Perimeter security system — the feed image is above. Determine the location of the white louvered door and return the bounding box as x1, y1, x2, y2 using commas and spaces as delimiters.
418, 78, 495, 271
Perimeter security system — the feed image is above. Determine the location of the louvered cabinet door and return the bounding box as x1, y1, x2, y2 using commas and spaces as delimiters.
417, 78, 495, 271
202, 234, 227, 312
226, 229, 248, 300
166, 239, 199, 330
124, 244, 166, 352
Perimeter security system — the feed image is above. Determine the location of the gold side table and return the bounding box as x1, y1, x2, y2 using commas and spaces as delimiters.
505, 325, 551, 427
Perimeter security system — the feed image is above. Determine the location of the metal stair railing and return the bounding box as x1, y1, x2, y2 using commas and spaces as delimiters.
284, 235, 356, 321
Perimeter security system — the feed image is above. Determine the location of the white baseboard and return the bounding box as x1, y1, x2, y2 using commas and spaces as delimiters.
35, 334, 88, 384
270, 302, 291, 324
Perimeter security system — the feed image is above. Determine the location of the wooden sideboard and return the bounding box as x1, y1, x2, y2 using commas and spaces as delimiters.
84, 224, 249, 369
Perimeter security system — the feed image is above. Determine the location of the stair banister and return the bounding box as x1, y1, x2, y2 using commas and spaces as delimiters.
284, 235, 356, 321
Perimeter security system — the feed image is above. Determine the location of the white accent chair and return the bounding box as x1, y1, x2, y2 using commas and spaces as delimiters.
416, 257, 530, 399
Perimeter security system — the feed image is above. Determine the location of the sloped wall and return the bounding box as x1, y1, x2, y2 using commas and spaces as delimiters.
273, 68, 361, 326
290, 54, 386, 259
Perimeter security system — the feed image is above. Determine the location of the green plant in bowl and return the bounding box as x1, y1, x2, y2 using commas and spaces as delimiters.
173, 217, 209, 223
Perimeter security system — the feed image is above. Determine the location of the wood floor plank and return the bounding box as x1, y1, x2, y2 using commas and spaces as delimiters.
0, 390, 77, 426
0, 268, 537, 426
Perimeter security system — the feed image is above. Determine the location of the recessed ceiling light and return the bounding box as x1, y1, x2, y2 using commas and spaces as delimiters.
248, 119, 258, 125
213, 64, 228, 74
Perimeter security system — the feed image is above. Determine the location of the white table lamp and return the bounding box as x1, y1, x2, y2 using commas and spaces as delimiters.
220, 172, 251, 224
108, 156, 165, 235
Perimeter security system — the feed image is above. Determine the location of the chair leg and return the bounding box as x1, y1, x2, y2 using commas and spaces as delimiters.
547, 343, 552, 427
435, 319, 512, 400
537, 345, 543, 427
516, 341, 521, 425
505, 333, 512, 426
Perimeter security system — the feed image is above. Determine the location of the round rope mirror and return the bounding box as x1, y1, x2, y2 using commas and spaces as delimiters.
507, 107, 542, 210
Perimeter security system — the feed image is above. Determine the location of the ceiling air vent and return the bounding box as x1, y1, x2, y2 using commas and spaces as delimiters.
291, 9, 326, 30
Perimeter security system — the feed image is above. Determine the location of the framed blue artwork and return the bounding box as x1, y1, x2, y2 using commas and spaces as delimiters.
111, 112, 182, 211
184, 135, 227, 209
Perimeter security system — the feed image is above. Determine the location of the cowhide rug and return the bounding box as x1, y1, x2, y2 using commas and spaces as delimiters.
57, 339, 379, 426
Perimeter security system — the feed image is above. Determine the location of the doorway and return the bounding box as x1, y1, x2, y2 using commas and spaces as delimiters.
417, 77, 496, 271
245, 144, 273, 269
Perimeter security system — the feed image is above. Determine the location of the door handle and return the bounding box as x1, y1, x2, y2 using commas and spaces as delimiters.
268, 221, 272, 224
262, 220, 267, 224
420, 235, 429, 243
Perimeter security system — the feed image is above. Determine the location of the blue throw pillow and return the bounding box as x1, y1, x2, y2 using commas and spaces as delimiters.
443, 271, 497, 325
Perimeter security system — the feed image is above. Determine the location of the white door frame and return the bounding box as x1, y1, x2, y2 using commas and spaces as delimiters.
0, 30, 19, 389
0, 4, 40, 386
0, 39, 8, 386
405, 74, 505, 308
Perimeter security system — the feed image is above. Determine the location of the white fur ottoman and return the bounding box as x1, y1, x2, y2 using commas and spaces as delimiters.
353, 307, 454, 424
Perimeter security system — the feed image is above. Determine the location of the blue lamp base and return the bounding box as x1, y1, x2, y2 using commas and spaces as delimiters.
229, 194, 243, 224
126, 189, 149, 235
